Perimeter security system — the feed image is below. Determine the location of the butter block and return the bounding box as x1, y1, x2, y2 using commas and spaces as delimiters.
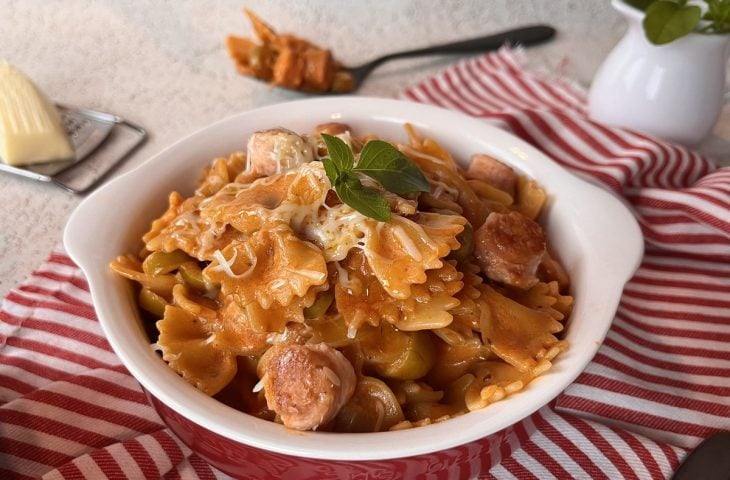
0, 62, 74, 166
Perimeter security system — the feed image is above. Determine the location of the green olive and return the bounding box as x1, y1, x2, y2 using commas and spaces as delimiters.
375, 331, 435, 380
359, 323, 435, 381
448, 222, 474, 263
178, 261, 208, 292
139, 287, 168, 318
304, 289, 334, 320
334, 376, 404, 432
307, 314, 355, 348
142, 250, 194, 275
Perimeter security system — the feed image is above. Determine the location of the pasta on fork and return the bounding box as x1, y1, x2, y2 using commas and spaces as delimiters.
111, 123, 572, 432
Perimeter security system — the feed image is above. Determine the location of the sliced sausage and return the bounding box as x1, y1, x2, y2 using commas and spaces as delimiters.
259, 343, 356, 430
474, 211, 546, 289
302, 48, 336, 92
246, 128, 314, 177
271, 47, 305, 88
466, 154, 518, 197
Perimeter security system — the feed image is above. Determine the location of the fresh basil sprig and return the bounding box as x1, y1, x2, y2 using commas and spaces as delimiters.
644, 0, 702, 44
626, 0, 730, 45
320, 134, 430, 222
703, 0, 730, 33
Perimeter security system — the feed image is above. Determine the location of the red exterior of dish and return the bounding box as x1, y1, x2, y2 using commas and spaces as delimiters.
145, 391, 519, 479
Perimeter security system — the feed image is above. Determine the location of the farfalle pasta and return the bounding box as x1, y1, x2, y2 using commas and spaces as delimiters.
110, 123, 573, 432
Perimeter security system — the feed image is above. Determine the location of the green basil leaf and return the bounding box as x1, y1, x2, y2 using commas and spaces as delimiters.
354, 140, 430, 194
321, 133, 354, 172
335, 172, 391, 222
321, 156, 340, 186
643, 1, 701, 44
703, 0, 730, 32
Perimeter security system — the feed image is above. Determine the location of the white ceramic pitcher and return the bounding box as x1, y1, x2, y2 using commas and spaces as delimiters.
588, 0, 730, 146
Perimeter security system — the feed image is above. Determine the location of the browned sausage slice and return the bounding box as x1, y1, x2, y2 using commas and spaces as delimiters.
246, 128, 314, 177
474, 211, 546, 289
259, 343, 356, 430
467, 154, 518, 197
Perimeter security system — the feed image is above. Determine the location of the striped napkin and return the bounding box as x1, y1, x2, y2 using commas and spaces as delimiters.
1, 47, 728, 479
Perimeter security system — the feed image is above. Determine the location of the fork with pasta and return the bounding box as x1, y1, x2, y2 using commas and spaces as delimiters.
110, 122, 572, 432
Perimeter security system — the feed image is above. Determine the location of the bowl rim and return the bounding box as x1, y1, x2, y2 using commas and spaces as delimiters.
64, 96, 644, 461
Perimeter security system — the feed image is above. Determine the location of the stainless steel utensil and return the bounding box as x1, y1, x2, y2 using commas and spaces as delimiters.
0, 105, 146, 194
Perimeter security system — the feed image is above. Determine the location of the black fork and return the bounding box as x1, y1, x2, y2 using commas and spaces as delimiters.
344, 25, 556, 90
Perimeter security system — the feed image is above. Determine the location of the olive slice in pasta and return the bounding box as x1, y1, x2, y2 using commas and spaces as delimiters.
427, 335, 492, 388
358, 323, 436, 381
110, 255, 177, 299
334, 376, 405, 433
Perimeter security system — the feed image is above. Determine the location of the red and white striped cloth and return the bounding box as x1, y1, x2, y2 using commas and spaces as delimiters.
1, 47, 728, 479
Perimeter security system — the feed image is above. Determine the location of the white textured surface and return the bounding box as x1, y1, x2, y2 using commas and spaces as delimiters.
0, 0, 727, 299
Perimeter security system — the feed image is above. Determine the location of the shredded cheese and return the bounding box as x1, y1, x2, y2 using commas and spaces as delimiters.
291, 268, 327, 282
270, 278, 287, 289
393, 225, 423, 261
346, 324, 359, 339
210, 245, 257, 279
334, 261, 352, 289
252, 375, 267, 393
322, 366, 341, 387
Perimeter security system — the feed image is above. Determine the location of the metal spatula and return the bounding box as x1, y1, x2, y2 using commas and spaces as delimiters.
0, 105, 146, 194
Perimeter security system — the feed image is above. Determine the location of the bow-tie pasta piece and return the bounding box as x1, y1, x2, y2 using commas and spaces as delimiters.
399, 133, 487, 228
396, 260, 464, 332
156, 305, 237, 396
204, 224, 327, 309
361, 213, 466, 299
201, 162, 329, 235
465, 360, 535, 411
506, 280, 573, 322
197, 152, 248, 197
478, 284, 565, 375
143, 191, 242, 261
217, 289, 321, 356
334, 252, 463, 334
201, 173, 295, 235
439, 261, 484, 342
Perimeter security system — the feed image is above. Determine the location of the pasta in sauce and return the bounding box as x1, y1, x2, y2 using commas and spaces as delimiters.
110, 123, 572, 432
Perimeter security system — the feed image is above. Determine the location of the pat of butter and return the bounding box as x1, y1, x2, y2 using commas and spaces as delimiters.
0, 62, 74, 166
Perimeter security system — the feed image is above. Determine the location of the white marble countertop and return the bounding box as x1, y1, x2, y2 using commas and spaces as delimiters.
0, 0, 728, 299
